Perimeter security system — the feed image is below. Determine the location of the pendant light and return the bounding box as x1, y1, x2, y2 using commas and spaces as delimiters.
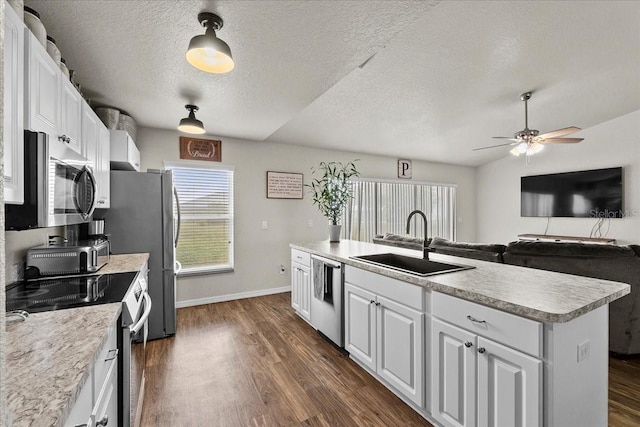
178, 105, 205, 134
186, 12, 234, 74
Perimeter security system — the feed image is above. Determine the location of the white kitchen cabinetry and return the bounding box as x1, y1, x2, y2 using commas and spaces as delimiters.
291, 249, 311, 321
82, 103, 110, 208
64, 320, 118, 427
109, 129, 140, 171
344, 267, 424, 407
3, 4, 25, 204
431, 293, 542, 427
25, 30, 82, 154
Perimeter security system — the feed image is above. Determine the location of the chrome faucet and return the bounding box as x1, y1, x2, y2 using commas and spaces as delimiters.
406, 210, 433, 259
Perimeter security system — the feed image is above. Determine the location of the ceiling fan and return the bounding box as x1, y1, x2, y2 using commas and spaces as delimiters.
474, 92, 583, 157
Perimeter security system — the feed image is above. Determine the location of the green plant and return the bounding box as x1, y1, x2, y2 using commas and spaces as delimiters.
306, 160, 360, 225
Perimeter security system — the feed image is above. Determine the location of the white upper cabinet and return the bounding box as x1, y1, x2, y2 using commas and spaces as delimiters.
24, 28, 82, 155
3, 5, 25, 204
81, 103, 109, 208
109, 129, 140, 171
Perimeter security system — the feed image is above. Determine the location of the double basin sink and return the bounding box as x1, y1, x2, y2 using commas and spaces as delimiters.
352, 253, 474, 277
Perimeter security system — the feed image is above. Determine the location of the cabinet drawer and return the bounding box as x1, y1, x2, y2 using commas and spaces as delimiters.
291, 249, 311, 267
94, 323, 118, 388
432, 292, 542, 357
345, 266, 424, 311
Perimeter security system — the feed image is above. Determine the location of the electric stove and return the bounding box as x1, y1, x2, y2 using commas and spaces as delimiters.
5, 272, 138, 314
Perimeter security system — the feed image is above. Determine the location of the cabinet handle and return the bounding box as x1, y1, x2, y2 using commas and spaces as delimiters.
464, 341, 473, 348
96, 415, 109, 426
375, 301, 381, 307
58, 135, 69, 143
105, 348, 118, 361
369, 300, 375, 305
477, 347, 486, 354
466, 315, 487, 325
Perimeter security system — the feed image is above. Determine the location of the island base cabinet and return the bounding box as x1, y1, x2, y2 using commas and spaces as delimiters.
345, 283, 377, 371
344, 282, 424, 407
432, 318, 542, 427
432, 318, 477, 427
477, 337, 542, 427
291, 249, 311, 321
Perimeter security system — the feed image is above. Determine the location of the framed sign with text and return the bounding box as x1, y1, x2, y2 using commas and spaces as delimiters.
179, 137, 221, 162
266, 171, 303, 199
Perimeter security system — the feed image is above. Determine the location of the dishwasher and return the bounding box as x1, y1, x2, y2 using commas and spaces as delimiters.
310, 255, 344, 347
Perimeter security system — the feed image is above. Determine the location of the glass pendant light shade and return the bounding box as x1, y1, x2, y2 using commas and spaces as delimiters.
186, 13, 234, 74
178, 105, 205, 134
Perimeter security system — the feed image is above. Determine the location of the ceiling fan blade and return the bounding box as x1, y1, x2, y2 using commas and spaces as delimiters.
537, 126, 581, 139
473, 142, 518, 151
492, 137, 519, 141
540, 137, 584, 144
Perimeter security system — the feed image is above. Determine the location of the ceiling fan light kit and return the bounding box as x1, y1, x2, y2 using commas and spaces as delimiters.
186, 12, 235, 74
474, 91, 584, 161
178, 104, 206, 134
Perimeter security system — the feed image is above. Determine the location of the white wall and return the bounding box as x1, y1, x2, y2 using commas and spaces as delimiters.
476, 110, 640, 245
136, 127, 477, 304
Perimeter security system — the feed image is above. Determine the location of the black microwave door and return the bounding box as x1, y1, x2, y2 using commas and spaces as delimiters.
74, 166, 97, 219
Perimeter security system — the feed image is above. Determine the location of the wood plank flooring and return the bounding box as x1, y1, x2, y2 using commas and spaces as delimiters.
141, 292, 640, 426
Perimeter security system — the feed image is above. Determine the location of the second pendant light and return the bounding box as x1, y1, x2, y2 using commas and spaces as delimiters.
178, 105, 205, 134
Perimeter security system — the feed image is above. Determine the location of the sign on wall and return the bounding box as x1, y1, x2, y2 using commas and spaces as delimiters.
398, 159, 412, 179
179, 137, 221, 162
266, 171, 303, 199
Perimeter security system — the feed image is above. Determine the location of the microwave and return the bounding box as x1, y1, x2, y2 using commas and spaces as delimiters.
6, 130, 97, 230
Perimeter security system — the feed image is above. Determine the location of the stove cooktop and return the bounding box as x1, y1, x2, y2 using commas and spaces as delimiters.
5, 272, 138, 314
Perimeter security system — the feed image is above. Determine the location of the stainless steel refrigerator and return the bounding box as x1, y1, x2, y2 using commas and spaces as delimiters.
100, 169, 179, 340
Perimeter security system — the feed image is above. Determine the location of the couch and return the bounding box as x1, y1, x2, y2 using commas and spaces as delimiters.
427, 238, 640, 356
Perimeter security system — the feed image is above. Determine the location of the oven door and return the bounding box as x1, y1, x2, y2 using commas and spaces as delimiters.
129, 291, 151, 427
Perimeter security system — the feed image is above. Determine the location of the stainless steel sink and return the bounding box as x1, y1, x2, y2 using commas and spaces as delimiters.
351, 253, 474, 277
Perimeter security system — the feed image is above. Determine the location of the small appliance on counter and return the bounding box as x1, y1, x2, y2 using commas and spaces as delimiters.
25, 239, 110, 278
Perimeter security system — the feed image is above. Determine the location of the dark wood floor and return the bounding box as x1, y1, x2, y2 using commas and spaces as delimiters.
141, 292, 640, 426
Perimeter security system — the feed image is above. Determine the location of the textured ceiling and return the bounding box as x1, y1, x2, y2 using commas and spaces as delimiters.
25, 0, 640, 166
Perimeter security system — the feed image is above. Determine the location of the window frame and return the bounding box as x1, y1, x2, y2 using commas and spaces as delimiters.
344, 177, 457, 243
165, 160, 235, 276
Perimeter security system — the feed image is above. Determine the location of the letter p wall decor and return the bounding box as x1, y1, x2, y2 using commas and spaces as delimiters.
398, 159, 412, 179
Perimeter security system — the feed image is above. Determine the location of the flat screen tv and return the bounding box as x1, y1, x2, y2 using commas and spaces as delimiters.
521, 167, 623, 218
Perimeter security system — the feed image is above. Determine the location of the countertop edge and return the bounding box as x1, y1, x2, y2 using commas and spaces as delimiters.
290, 241, 632, 323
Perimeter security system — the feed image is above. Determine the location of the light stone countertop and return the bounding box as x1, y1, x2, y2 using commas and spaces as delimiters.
291, 240, 631, 323
98, 252, 149, 274
5, 253, 148, 426
6, 303, 122, 427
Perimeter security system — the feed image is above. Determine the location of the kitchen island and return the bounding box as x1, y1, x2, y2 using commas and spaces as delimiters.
5, 253, 149, 427
291, 240, 630, 427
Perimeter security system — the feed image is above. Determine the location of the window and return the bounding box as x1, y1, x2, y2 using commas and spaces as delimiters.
165, 161, 234, 275
344, 179, 456, 243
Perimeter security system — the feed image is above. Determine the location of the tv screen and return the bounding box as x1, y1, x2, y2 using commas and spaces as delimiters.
521, 167, 623, 218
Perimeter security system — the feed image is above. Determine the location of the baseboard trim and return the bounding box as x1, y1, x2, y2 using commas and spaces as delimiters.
176, 286, 291, 308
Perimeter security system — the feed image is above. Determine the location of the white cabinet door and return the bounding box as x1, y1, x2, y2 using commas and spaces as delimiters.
60, 77, 83, 154
344, 283, 377, 371
25, 30, 59, 136
3, 4, 24, 204
127, 136, 141, 171
291, 263, 302, 312
477, 337, 542, 427
377, 295, 424, 407
110, 129, 140, 171
97, 125, 111, 208
63, 372, 93, 427
299, 264, 311, 321
432, 318, 477, 427
82, 103, 110, 208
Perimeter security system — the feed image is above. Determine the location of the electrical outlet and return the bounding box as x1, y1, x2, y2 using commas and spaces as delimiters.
279, 264, 286, 275
577, 340, 590, 362
11, 262, 24, 283
307, 219, 313, 228
261, 221, 268, 230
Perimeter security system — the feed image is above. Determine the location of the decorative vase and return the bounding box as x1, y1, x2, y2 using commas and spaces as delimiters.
329, 224, 342, 242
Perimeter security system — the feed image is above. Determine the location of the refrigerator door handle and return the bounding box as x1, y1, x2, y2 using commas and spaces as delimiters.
173, 185, 181, 248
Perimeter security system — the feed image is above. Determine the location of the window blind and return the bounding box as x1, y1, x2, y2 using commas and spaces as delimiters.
344, 179, 456, 243
167, 163, 234, 274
